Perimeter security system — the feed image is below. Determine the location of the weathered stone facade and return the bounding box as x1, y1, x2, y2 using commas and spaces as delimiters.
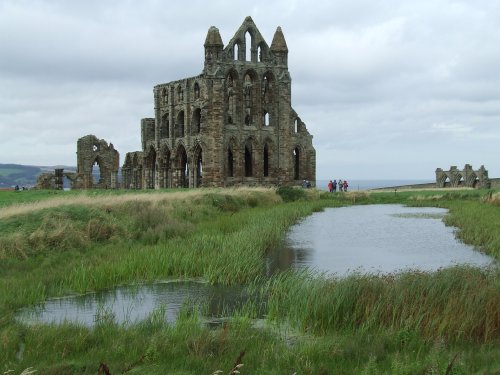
122, 17, 316, 189
436, 164, 491, 189
76, 135, 119, 189
36, 135, 119, 190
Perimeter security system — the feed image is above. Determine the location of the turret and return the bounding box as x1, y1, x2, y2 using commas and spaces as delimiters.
270, 26, 288, 66
204, 26, 224, 66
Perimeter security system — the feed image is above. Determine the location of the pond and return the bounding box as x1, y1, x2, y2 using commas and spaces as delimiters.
16, 280, 248, 327
17, 205, 495, 327
267, 204, 494, 276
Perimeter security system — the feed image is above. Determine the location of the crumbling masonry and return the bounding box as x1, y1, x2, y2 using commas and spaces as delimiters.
122, 17, 316, 189
435, 164, 491, 189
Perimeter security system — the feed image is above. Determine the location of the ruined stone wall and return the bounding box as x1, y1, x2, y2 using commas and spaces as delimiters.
77, 135, 119, 189
436, 164, 491, 189
123, 17, 316, 189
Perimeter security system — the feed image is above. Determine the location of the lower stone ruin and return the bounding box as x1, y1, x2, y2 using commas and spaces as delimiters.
435, 164, 490, 189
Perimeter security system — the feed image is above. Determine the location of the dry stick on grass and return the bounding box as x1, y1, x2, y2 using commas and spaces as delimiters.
444, 353, 460, 375
229, 350, 245, 374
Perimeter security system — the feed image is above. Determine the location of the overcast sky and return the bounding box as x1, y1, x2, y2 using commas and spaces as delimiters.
1, 0, 499, 180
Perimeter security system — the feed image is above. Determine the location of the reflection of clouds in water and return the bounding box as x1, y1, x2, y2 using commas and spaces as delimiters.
16, 281, 246, 327
273, 205, 493, 277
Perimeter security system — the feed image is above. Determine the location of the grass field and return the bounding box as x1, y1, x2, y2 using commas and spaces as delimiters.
0, 187, 499, 374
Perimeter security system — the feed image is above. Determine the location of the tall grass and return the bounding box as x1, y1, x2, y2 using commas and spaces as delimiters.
262, 266, 500, 342
1, 187, 500, 373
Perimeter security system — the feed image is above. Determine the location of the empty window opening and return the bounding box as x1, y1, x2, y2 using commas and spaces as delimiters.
195, 150, 203, 187
162, 88, 168, 104
234, 44, 239, 61
245, 31, 251, 61
91, 159, 102, 186
294, 118, 299, 133
177, 146, 188, 188
263, 111, 270, 126
258, 45, 263, 62
194, 83, 200, 99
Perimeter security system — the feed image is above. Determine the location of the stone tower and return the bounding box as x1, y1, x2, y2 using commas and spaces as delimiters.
122, 17, 316, 189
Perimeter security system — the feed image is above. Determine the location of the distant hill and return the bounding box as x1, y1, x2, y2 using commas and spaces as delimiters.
0, 164, 76, 188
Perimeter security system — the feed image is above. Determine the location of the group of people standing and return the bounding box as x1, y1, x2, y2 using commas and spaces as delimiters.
327, 179, 348, 192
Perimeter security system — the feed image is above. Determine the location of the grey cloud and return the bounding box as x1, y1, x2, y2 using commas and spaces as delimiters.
1, 0, 499, 179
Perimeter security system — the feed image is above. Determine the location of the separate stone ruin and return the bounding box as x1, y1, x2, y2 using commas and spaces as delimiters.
35, 169, 80, 190
36, 135, 120, 190
122, 16, 316, 189
436, 164, 491, 189
76, 135, 119, 189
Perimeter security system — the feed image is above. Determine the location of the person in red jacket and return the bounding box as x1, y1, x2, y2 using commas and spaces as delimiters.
327, 180, 333, 192
343, 180, 348, 192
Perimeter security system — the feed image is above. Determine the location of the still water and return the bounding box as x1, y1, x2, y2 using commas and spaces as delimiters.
16, 281, 246, 327
17, 205, 494, 326
268, 204, 493, 276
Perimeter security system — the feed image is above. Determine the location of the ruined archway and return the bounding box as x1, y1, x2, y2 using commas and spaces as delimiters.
76, 135, 119, 189
158, 145, 171, 188
193, 144, 203, 187
175, 144, 188, 188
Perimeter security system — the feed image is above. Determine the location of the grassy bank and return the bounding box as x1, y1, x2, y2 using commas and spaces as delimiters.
0, 187, 499, 374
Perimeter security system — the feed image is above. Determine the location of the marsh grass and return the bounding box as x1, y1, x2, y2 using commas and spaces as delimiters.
1, 187, 500, 373
262, 266, 500, 342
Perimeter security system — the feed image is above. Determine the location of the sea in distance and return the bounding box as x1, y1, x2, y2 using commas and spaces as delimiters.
315, 179, 434, 191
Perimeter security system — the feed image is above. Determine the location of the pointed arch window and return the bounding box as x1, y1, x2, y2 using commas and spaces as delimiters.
245, 31, 251, 61
263, 111, 270, 126
177, 86, 183, 102
194, 82, 200, 99
234, 44, 239, 61
162, 88, 168, 104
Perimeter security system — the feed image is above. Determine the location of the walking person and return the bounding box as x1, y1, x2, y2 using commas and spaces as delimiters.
327, 180, 333, 192
338, 179, 343, 192
343, 179, 348, 192
332, 179, 337, 192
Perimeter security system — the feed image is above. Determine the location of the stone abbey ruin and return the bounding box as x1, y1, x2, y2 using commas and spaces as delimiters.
436, 164, 491, 189
36, 135, 119, 190
121, 16, 316, 189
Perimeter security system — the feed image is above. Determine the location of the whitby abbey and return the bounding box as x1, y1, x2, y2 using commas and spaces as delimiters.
120, 16, 316, 189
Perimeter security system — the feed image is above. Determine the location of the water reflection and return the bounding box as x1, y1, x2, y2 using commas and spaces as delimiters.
16, 281, 247, 327
267, 205, 494, 276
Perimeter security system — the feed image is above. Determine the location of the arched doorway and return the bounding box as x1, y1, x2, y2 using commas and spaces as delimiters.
176, 145, 188, 188
91, 157, 104, 188
193, 145, 203, 187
